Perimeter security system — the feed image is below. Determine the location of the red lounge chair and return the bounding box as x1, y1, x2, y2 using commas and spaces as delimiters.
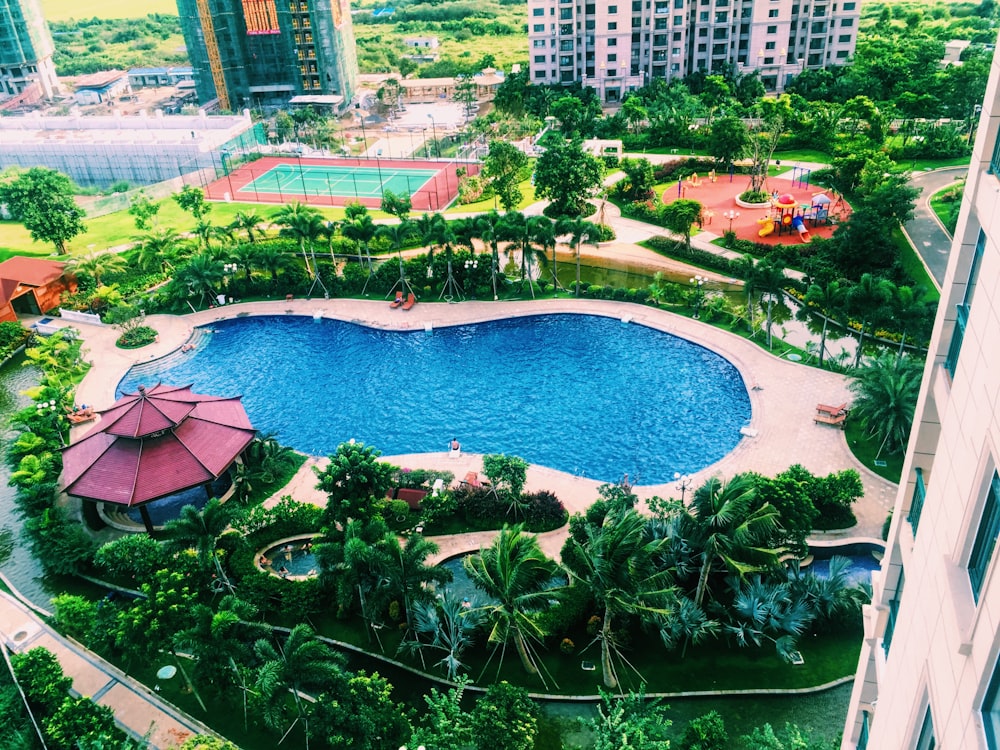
816, 402, 848, 417
402, 292, 416, 311
814, 412, 847, 429
390, 292, 404, 308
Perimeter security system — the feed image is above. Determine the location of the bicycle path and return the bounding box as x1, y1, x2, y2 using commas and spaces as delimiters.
0, 586, 217, 749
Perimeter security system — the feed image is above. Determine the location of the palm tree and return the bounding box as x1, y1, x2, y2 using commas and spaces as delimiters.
67, 250, 127, 287
891, 285, 932, 365
802, 279, 845, 368
755, 258, 786, 350
529, 216, 560, 293
176, 253, 225, 307
733, 254, 758, 335
400, 589, 485, 680
416, 212, 448, 269
376, 220, 417, 299
499, 212, 540, 298
229, 209, 264, 244
562, 507, 676, 688
379, 532, 453, 629
684, 475, 784, 609
556, 217, 597, 297
254, 242, 292, 284
161, 497, 236, 592
727, 576, 814, 661
192, 218, 229, 253
475, 211, 505, 300
341, 209, 378, 273
228, 243, 258, 282
657, 594, 719, 658
132, 227, 184, 274
848, 351, 922, 458
463, 525, 559, 678
254, 623, 344, 748
273, 201, 324, 277
846, 273, 896, 367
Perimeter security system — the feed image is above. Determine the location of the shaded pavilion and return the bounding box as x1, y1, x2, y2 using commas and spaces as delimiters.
61, 383, 256, 534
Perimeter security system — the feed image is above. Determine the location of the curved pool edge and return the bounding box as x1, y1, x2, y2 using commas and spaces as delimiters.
74, 297, 891, 539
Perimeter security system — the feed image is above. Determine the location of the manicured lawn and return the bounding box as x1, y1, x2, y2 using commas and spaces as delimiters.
905, 156, 971, 173
772, 149, 832, 165
895, 226, 941, 300
845, 419, 904, 484
446, 178, 537, 214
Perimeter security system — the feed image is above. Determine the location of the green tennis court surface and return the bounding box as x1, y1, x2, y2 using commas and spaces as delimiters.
237, 164, 439, 199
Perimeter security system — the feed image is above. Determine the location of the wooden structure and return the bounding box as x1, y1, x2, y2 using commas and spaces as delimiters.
0, 258, 76, 323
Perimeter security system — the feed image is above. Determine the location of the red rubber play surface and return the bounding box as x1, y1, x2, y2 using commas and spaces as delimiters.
205, 156, 476, 211
661, 172, 851, 246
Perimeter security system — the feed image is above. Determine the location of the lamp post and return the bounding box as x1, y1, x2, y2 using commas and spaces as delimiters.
223, 262, 237, 302
375, 148, 385, 199
725, 209, 740, 234
674, 472, 692, 503
464, 257, 478, 298
689, 274, 707, 319
427, 113, 439, 159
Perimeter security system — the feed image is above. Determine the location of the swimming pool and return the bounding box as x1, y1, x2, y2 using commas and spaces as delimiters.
117, 314, 751, 485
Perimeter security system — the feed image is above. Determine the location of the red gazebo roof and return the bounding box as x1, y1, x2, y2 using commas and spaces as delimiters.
61, 383, 256, 507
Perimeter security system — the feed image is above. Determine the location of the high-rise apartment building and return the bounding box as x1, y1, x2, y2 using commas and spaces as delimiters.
176, 0, 358, 111
0, 0, 58, 104
527, 0, 860, 103
841, 36, 1000, 750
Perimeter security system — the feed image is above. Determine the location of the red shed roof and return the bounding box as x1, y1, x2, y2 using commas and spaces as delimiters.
61, 383, 256, 507
0, 257, 67, 288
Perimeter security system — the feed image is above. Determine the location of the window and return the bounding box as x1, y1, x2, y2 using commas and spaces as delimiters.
673, 30, 682, 39
560, 7, 573, 17
655, 1, 669, 11
674, 14, 683, 24
535, 55, 547, 63
839, 33, 851, 42
608, 4, 618, 11
713, 27, 727, 38
882, 570, 904, 657
672, 46, 681, 56
675, 0, 684, 7
697, 42, 707, 51
969, 472, 1000, 603
560, 23, 573, 33
533, 8, 545, 15
763, 56, 774, 63
533, 39, 546, 47
715, 10, 727, 21
835, 49, 848, 58
608, 21, 618, 29
712, 43, 726, 54
655, 18, 667, 28
699, 10, 709, 20
768, 8, 778, 15
535, 70, 547, 79
561, 70, 575, 81
909, 468, 926, 532
633, 0, 642, 9
841, 18, 853, 26
983, 657, 1000, 747
560, 55, 573, 65
765, 41, 776, 49
653, 33, 668, 45
915, 707, 936, 750
560, 40, 573, 50
699, 27, 708, 36
608, 53, 617, 62
843, 1, 855, 7
533, 23, 545, 31
608, 37, 617, 45
946, 230, 985, 377
766, 24, 777, 32
585, 3, 595, 12
586, 19, 596, 29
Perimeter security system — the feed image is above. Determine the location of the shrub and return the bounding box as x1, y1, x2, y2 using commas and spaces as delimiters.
739, 189, 770, 204
94, 534, 165, 581
592, 223, 616, 242
11, 647, 72, 716
51, 594, 98, 643
115, 324, 157, 348
559, 638, 575, 654
520, 490, 568, 531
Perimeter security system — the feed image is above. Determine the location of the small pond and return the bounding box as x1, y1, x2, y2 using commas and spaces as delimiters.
260, 537, 319, 578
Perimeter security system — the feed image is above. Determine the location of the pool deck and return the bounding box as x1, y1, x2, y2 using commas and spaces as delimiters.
64, 297, 896, 560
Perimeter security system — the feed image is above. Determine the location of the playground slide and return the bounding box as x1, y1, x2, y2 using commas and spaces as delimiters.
791, 215, 812, 242
757, 217, 775, 237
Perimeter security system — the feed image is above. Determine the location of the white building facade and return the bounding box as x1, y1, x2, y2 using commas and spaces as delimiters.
526, 0, 860, 102
842, 34, 1000, 750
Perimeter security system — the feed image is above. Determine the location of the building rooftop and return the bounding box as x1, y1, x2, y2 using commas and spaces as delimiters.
0, 111, 254, 149
73, 70, 128, 91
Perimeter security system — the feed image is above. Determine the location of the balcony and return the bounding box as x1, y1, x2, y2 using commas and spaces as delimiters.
907, 468, 926, 532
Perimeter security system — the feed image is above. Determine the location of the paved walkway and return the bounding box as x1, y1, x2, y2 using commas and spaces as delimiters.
64, 297, 894, 556
0, 588, 216, 748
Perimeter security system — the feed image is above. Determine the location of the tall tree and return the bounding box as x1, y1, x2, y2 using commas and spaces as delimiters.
483, 141, 529, 212
67, 251, 127, 287
173, 185, 212, 220
562, 507, 676, 688
314, 441, 397, 527
0, 167, 87, 253
662, 199, 704, 251
848, 352, 923, 458
683, 476, 784, 608
532, 136, 603, 217
228, 210, 264, 244
802, 279, 846, 368
133, 227, 185, 274
160, 497, 236, 592
463, 525, 559, 677
556, 217, 598, 298
273, 201, 324, 277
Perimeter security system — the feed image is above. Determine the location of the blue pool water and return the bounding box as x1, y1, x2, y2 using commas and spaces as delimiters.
126, 475, 231, 526
117, 314, 751, 485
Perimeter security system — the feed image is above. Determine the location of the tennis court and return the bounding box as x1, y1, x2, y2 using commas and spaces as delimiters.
205, 156, 474, 211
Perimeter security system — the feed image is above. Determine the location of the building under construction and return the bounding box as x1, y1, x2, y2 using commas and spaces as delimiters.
0, 0, 58, 108
176, 0, 358, 112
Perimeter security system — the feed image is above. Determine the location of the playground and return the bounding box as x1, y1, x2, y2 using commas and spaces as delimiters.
660, 167, 850, 246
204, 156, 475, 211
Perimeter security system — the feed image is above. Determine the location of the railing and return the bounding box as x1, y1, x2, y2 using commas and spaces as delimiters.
883, 589, 901, 658
908, 467, 926, 532
944, 304, 969, 378
856, 711, 870, 750
991, 130, 1000, 175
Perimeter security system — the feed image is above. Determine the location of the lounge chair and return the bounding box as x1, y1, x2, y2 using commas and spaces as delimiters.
461, 471, 491, 489
816, 402, 848, 417
814, 412, 847, 429
390, 292, 404, 308
67, 410, 96, 425
402, 292, 416, 311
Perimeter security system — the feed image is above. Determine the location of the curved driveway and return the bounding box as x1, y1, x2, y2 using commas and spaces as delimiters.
904, 166, 967, 288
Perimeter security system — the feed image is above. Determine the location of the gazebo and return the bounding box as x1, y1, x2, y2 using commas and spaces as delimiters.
61, 383, 257, 534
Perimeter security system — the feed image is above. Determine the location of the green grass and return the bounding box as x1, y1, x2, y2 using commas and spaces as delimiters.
894, 226, 941, 300
772, 149, 832, 165
445, 178, 537, 214
41, 0, 176, 20
901, 156, 972, 173
844, 419, 904, 483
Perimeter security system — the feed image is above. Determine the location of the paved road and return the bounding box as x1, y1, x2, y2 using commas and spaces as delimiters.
904, 166, 967, 288
0, 587, 217, 749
